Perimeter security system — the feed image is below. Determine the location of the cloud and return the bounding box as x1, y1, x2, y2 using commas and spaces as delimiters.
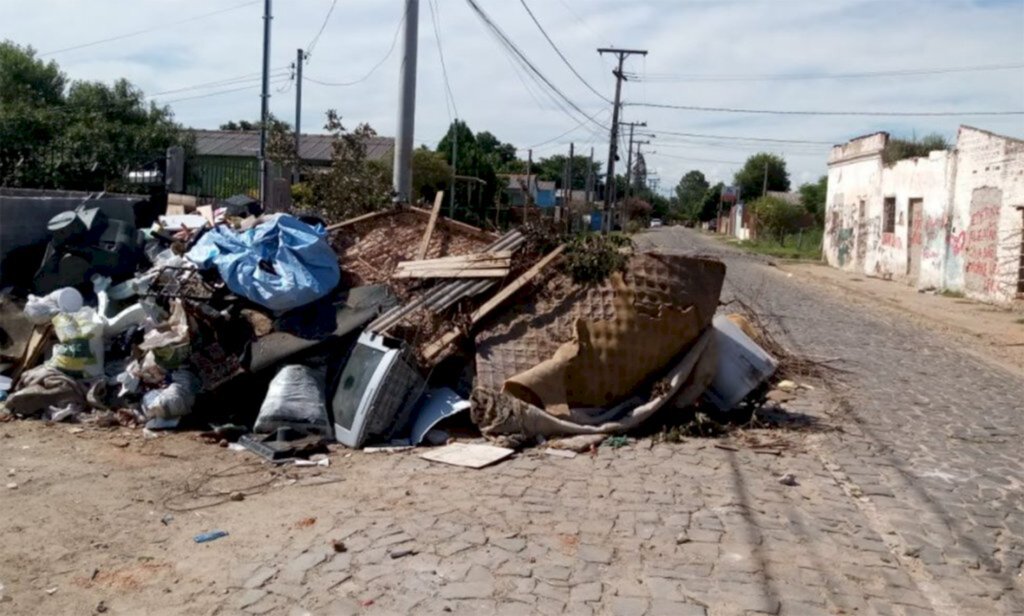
3, 0, 1022, 191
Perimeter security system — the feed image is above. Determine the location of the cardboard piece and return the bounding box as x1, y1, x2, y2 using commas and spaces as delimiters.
419, 442, 514, 469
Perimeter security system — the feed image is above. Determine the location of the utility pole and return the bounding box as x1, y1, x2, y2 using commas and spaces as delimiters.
621, 122, 645, 202
449, 120, 458, 216
762, 160, 769, 197
598, 47, 647, 232
392, 0, 419, 203
293, 48, 304, 183
567, 142, 575, 208
258, 0, 272, 203
630, 139, 650, 199
585, 147, 594, 205
525, 149, 532, 223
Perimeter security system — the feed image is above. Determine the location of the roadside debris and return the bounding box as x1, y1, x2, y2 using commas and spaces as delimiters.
0, 192, 800, 476
193, 530, 229, 543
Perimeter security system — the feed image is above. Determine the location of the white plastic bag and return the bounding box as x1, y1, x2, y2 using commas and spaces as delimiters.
254, 365, 331, 436
142, 370, 201, 419
24, 288, 83, 324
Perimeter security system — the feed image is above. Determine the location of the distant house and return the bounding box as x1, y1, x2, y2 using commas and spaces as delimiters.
188, 129, 394, 198
504, 174, 557, 208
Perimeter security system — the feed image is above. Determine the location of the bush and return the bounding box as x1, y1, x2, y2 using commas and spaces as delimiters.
750, 196, 804, 244
563, 233, 634, 285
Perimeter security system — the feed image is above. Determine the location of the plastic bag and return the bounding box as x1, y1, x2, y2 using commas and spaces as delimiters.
50, 307, 105, 377
24, 288, 83, 324
142, 370, 201, 419
254, 365, 331, 436
139, 299, 190, 351
186, 214, 340, 312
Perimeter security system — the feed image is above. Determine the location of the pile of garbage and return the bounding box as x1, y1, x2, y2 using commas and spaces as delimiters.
0, 193, 779, 464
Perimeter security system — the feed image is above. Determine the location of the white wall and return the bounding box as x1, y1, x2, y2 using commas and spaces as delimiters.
947, 126, 1024, 303
824, 133, 886, 273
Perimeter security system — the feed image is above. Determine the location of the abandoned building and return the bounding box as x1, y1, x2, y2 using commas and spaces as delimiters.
823, 126, 1024, 304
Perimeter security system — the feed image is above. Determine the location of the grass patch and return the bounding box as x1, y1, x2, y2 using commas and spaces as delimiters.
736, 228, 823, 260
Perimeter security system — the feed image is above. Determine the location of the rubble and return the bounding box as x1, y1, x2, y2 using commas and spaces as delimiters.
0, 191, 790, 471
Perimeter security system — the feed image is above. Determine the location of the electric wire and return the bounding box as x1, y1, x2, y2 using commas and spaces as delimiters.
631, 102, 1024, 117
159, 78, 290, 104
428, 0, 459, 120
40, 0, 261, 57
625, 62, 1024, 83
518, 0, 610, 103
306, 0, 340, 57
528, 108, 611, 149
463, 0, 609, 133
304, 10, 406, 87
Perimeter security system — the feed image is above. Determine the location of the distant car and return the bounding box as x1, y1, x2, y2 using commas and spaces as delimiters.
649, 218, 663, 228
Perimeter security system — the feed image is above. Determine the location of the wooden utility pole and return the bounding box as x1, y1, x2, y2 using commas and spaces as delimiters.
597, 47, 647, 232
762, 160, 769, 197
621, 122, 646, 202
585, 146, 594, 205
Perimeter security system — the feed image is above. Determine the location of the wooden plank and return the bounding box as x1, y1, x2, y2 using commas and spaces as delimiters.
396, 251, 512, 268
197, 205, 215, 226
325, 209, 393, 232
416, 191, 445, 261
393, 268, 509, 279
421, 245, 565, 361
420, 442, 514, 468
407, 205, 497, 239
165, 204, 187, 216
396, 258, 511, 271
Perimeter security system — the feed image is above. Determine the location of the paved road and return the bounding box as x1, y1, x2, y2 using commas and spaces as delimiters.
216, 228, 1022, 616
4, 227, 1021, 616
635, 228, 1024, 615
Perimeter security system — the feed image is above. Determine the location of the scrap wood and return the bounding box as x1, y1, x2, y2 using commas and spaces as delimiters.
11, 324, 53, 383
415, 191, 444, 261
393, 268, 509, 280
420, 245, 565, 361
396, 252, 513, 269
325, 209, 393, 232
407, 205, 496, 240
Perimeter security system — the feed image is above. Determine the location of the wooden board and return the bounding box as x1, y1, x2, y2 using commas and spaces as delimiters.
197, 205, 215, 226
325, 209, 393, 232
12, 324, 53, 383
416, 191, 445, 261
420, 442, 514, 468
393, 268, 509, 279
396, 258, 511, 271
421, 245, 565, 361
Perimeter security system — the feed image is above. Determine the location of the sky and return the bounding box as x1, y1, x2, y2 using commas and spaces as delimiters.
4, 0, 1024, 193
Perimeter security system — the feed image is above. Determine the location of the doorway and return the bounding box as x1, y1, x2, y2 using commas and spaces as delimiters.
908, 198, 923, 280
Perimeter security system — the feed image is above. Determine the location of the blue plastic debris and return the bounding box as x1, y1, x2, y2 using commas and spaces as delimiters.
194, 530, 229, 543
187, 214, 341, 312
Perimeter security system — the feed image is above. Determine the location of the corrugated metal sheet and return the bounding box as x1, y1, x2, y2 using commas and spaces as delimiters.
193, 130, 394, 163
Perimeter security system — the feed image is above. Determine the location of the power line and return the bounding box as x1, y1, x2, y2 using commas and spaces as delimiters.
648, 152, 744, 165
463, 0, 609, 134
149, 69, 290, 97
625, 62, 1024, 83
631, 102, 1024, 117
518, 0, 610, 103
427, 0, 459, 120
651, 129, 835, 145
304, 10, 406, 87
528, 108, 611, 149
306, 0, 340, 57
40, 0, 260, 57
160, 78, 290, 104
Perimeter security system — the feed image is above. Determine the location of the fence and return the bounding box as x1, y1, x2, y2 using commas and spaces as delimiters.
184, 155, 260, 200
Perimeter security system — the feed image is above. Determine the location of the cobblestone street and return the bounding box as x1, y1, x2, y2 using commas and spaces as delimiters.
2, 227, 1022, 616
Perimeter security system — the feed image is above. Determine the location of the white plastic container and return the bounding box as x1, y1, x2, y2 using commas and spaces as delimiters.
705, 315, 778, 411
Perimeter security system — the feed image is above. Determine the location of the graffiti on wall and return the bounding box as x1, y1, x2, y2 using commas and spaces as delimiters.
922, 216, 946, 263
964, 187, 1002, 295
880, 233, 903, 250
837, 228, 854, 267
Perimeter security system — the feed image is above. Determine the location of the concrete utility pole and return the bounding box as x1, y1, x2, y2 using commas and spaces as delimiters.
449, 120, 458, 216
597, 47, 647, 232
621, 122, 645, 201
293, 48, 304, 183
567, 142, 575, 207
258, 0, 272, 203
392, 0, 419, 203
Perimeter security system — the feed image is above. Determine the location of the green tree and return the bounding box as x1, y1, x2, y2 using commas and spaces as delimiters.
411, 146, 452, 203
700, 182, 725, 222
0, 41, 184, 190
220, 117, 291, 132
535, 154, 600, 190
733, 153, 790, 203
306, 110, 391, 221
798, 175, 827, 224
437, 120, 499, 223
674, 170, 709, 222
475, 131, 516, 168
750, 195, 803, 244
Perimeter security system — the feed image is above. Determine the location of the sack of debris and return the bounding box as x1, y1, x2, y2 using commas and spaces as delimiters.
254, 365, 332, 437
186, 214, 340, 312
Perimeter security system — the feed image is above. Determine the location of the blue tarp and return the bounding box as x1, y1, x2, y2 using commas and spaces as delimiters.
187, 214, 341, 312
